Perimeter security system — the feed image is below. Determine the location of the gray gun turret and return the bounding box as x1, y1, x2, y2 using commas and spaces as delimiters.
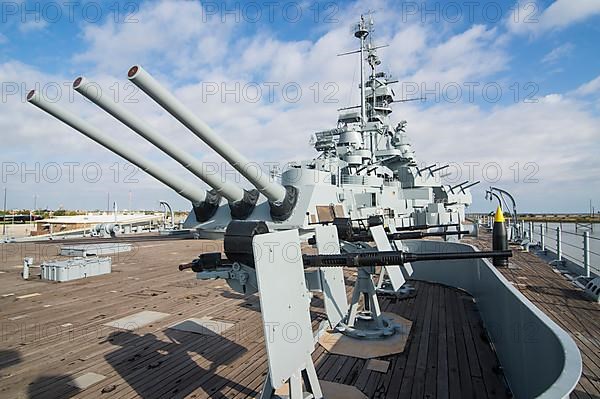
127, 65, 298, 222
26, 90, 218, 223
73, 76, 257, 220
25, 16, 477, 236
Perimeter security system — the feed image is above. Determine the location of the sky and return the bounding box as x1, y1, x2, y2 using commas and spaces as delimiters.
0, 0, 599, 213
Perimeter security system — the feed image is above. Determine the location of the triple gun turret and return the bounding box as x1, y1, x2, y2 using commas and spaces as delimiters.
28, 66, 298, 223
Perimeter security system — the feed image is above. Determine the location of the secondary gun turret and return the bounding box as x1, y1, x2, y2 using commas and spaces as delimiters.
27, 90, 216, 222
128, 66, 298, 222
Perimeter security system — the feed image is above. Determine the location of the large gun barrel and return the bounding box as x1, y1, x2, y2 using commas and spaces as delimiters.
127, 66, 290, 204
73, 77, 258, 219
27, 90, 208, 206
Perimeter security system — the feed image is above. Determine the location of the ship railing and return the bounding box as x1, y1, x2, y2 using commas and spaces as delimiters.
477, 215, 599, 277
524, 222, 599, 278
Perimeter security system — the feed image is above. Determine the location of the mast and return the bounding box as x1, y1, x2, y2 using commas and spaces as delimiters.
355, 16, 369, 128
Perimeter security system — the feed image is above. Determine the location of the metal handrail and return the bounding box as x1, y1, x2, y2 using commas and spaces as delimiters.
530, 223, 597, 277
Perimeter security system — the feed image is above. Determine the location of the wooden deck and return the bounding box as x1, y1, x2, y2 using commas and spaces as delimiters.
466, 232, 600, 399
0, 236, 509, 398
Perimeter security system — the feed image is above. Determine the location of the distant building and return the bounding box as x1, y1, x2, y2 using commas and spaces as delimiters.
33, 213, 163, 236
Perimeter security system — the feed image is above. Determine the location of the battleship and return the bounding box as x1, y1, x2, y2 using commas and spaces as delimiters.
1, 14, 596, 399
27, 16, 475, 237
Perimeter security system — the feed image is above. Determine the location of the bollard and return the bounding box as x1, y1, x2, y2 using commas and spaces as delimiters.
492, 206, 509, 267
540, 224, 545, 252
584, 231, 590, 278
556, 226, 562, 262
22, 257, 32, 280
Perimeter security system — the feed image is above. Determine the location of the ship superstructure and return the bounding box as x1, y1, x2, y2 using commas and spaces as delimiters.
28, 16, 477, 237
282, 15, 478, 229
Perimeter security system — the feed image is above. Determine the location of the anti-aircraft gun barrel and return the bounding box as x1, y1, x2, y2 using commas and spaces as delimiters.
417, 163, 436, 174
335, 228, 469, 243
450, 181, 470, 193
418, 163, 449, 176
460, 180, 480, 191
429, 164, 450, 174
388, 230, 470, 240
394, 223, 460, 232
180, 249, 513, 272
450, 180, 480, 194
179, 221, 512, 271
73, 77, 258, 219
27, 90, 207, 205
327, 217, 468, 242
127, 66, 297, 220
302, 249, 513, 268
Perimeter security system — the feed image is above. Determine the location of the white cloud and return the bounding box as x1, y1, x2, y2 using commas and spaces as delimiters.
399, 93, 600, 211
18, 19, 48, 33
541, 42, 574, 64
535, 0, 600, 30
406, 25, 508, 85
508, 0, 600, 36
3, 0, 599, 212
540, 93, 563, 103
0, 60, 217, 211
572, 75, 600, 96
74, 1, 235, 78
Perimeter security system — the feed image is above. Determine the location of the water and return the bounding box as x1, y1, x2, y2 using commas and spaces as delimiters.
526, 222, 600, 275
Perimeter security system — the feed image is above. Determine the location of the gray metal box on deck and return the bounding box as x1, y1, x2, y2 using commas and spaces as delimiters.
41, 257, 112, 282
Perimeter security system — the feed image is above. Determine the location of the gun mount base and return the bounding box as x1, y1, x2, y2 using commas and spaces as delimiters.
192, 190, 221, 223
229, 189, 259, 220
336, 312, 401, 340
269, 185, 299, 222
335, 266, 409, 341
376, 282, 416, 298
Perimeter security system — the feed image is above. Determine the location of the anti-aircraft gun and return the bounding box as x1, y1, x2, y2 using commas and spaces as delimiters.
178, 220, 511, 398
318, 216, 470, 244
